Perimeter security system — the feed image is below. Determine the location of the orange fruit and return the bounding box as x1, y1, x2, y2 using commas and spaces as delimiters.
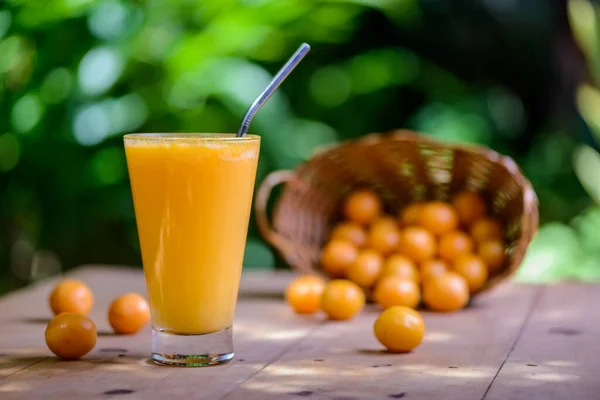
285, 275, 326, 314
420, 259, 449, 282
452, 191, 487, 226
422, 272, 469, 312
453, 254, 488, 293
367, 217, 401, 256
321, 279, 365, 321
45, 313, 97, 360
373, 275, 420, 309
470, 217, 503, 244
49, 279, 94, 316
343, 189, 383, 225
329, 222, 367, 248
418, 201, 459, 236
380, 254, 419, 282
398, 201, 424, 227
373, 306, 425, 353
478, 239, 506, 273
320, 239, 358, 277
438, 230, 474, 262
347, 249, 383, 288
398, 227, 437, 262
108, 293, 151, 334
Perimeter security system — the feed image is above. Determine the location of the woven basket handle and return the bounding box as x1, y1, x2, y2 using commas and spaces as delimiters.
255, 170, 314, 273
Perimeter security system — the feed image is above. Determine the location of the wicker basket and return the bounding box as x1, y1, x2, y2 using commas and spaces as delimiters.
255, 130, 539, 295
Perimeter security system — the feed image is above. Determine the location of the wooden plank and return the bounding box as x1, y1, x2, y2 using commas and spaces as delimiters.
485, 283, 600, 400
0, 266, 317, 400
0, 271, 69, 380
223, 283, 541, 400
4, 266, 595, 400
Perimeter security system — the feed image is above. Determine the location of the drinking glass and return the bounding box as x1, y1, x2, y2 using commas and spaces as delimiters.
124, 133, 260, 367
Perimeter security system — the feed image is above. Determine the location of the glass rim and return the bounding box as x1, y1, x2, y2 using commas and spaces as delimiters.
123, 133, 260, 141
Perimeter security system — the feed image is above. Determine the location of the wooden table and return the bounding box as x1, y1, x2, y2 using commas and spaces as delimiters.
0, 266, 597, 399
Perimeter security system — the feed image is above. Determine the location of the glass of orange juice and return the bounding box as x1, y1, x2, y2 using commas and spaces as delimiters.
124, 133, 260, 367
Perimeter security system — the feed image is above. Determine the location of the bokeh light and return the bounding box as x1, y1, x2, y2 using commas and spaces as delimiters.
0, 0, 600, 292
87, 0, 129, 40
78, 46, 124, 96
73, 103, 111, 145
73, 94, 147, 146
11, 93, 43, 134
0, 10, 11, 40
0, 35, 27, 73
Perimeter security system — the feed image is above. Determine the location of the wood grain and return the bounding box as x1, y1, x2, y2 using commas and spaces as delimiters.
223, 283, 540, 400
0, 266, 311, 400
485, 283, 600, 400
0, 266, 594, 400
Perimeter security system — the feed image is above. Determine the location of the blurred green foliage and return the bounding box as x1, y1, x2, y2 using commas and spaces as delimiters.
516, 0, 600, 282
0, 0, 599, 292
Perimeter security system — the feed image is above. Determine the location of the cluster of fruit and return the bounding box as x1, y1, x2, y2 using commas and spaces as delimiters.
284, 189, 507, 352
44, 279, 150, 360
323, 189, 506, 309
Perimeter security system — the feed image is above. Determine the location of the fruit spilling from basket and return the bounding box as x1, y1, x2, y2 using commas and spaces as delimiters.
284, 188, 512, 352
258, 131, 538, 353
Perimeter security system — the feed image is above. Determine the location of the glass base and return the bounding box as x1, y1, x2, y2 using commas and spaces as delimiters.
151, 326, 233, 367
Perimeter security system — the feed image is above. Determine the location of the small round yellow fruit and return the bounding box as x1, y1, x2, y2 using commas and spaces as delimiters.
367, 217, 401, 256
329, 222, 367, 248
108, 293, 151, 334
347, 249, 383, 288
45, 313, 97, 360
49, 279, 94, 316
320, 239, 358, 277
373, 275, 420, 310
453, 254, 489, 294
422, 272, 470, 312
321, 279, 365, 321
373, 306, 425, 353
420, 259, 449, 282
380, 254, 419, 282
284, 275, 326, 314
343, 190, 383, 225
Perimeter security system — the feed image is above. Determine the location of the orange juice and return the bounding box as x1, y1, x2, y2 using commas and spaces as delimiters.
124, 134, 260, 334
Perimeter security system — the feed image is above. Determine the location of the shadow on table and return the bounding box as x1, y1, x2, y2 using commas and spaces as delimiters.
19, 317, 52, 325
97, 331, 119, 337
238, 291, 284, 301
356, 349, 398, 356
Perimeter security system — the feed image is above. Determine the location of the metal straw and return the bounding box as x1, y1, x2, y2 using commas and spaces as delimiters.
236, 43, 311, 137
